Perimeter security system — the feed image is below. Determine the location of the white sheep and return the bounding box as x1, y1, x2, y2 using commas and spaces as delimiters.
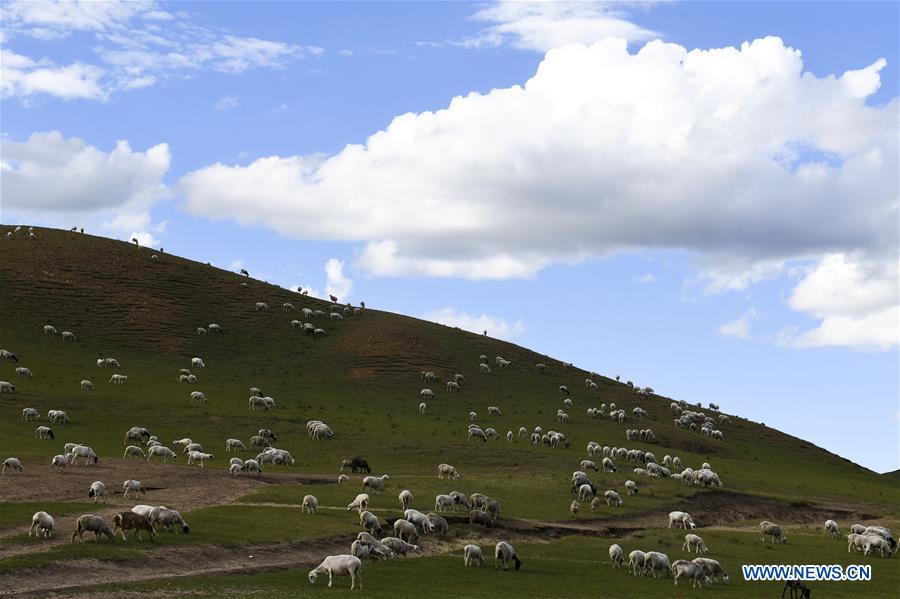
825, 519, 839, 538
188, 451, 214, 467
21, 408, 39, 421
605, 490, 623, 506
629, 550, 646, 577
464, 544, 485, 567
121, 479, 145, 499
419, 402, 427, 414
108, 374, 127, 384
669, 511, 696, 530
480, 363, 491, 374
359, 510, 382, 535
642, 551, 671, 578
2, 457, 24, 475
393, 519, 418, 543
625, 480, 638, 495
226, 439, 246, 453
35, 426, 55, 440
347, 493, 369, 513
362, 474, 390, 493
80, 379, 93, 391
488, 406, 502, 416
302, 495, 318, 514
123, 445, 146, 460
398, 489, 413, 510
189, 391, 207, 403
15, 367, 32, 378
30, 511, 54, 538
469, 411, 478, 422
191, 357, 205, 368
759, 521, 788, 543
683, 533, 708, 553
495, 541, 522, 570
51, 453, 74, 470
243, 459, 261, 475
609, 543, 624, 568
147, 445, 177, 463
43, 325, 57, 336
0, 381, 16, 392
672, 559, 711, 588
438, 463, 460, 479
420, 388, 434, 400
62, 331, 77, 342
48, 410, 70, 424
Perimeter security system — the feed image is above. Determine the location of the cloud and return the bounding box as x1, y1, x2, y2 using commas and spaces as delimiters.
1, 1, 317, 101
130, 230, 159, 247
779, 253, 899, 350
465, 1, 659, 52
718, 308, 758, 340
422, 307, 525, 340
324, 258, 353, 301
1, 131, 171, 239
635, 273, 658, 284
179, 37, 896, 287
215, 96, 239, 111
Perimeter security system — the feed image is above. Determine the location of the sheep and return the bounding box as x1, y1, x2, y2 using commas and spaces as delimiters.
347, 493, 370, 513
421, 371, 436, 383
438, 463, 460, 479
21, 408, 39, 421
113, 512, 156, 541
559, 385, 570, 395
495, 541, 522, 571
469, 427, 487, 442
446, 381, 460, 392
2, 457, 24, 475
864, 526, 897, 550
301, 495, 318, 514
683, 533, 708, 554
0, 381, 16, 392
123, 445, 146, 460
362, 474, 390, 493
108, 374, 127, 384
255, 302, 270, 312
669, 511, 696, 530
30, 511, 54, 538
51, 453, 74, 471
850, 523, 867, 535
381, 536, 420, 557
358, 510, 382, 536
426, 512, 449, 534
43, 325, 58, 336
72, 515, 115, 543
356, 532, 393, 559
506, 430, 514, 442
487, 406, 502, 416
602, 457, 617, 473
191, 357, 205, 369
0, 349, 18, 362
341, 456, 372, 473
642, 551, 671, 578
197, 327, 207, 335
570, 499, 580, 519
470, 510, 493, 527
154, 509, 190, 533
243, 459, 261, 475
122, 479, 146, 499
464, 544, 485, 567
183, 442, 204, 454
605, 490, 623, 507
577, 484, 595, 501
146, 445, 177, 463
825, 519, 840, 538
563, 398, 573, 408
692, 557, 729, 584
671, 559, 711, 588
249, 396, 269, 410
105, 358, 121, 368
480, 363, 491, 374
80, 379, 94, 391
208, 323, 222, 333
556, 409, 569, 423
190, 391, 207, 403
398, 489, 413, 510
47, 410, 70, 424
15, 367, 32, 378
864, 535, 893, 557
393, 519, 418, 543
628, 550, 646, 576
35, 426, 55, 440
454, 373, 465, 386
419, 402, 427, 414
404, 509, 436, 534
625, 480, 638, 495
759, 521, 788, 543
313, 328, 328, 337
608, 543, 625, 567
62, 331, 77, 342
222, 439, 244, 453
188, 451, 214, 467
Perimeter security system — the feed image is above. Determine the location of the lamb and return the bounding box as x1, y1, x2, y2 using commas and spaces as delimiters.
825, 519, 840, 538
605, 490, 623, 506
608, 543, 625, 567
393, 519, 418, 543
464, 544, 485, 567
669, 511, 696, 530
692, 557, 729, 584
302, 495, 318, 514
358, 510, 382, 536
146, 445, 177, 463
22, 408, 39, 421
438, 463, 460, 479
642, 551, 671, 578
122, 479, 146, 499
30, 511, 54, 538
3, 457, 25, 475
122, 445, 147, 460
495, 541, 522, 570
671, 559, 711, 588
347, 493, 369, 513
72, 515, 115, 542
398, 489, 413, 510
113, 511, 156, 541
625, 480, 638, 495
759, 521, 788, 543
88, 481, 106, 502
35, 426, 55, 440
381, 536, 420, 557
108, 374, 127, 384
683, 533, 708, 553
362, 474, 390, 493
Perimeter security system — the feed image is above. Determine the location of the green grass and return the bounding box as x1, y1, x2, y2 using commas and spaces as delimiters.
0, 501, 97, 532
1, 226, 897, 595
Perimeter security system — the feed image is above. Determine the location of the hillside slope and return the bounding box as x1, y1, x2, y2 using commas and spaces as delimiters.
0, 226, 895, 507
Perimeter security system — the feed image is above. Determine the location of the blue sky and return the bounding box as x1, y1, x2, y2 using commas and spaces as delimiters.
2, 1, 898, 471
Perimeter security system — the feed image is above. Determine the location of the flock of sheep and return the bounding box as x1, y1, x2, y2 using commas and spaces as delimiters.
0, 243, 896, 592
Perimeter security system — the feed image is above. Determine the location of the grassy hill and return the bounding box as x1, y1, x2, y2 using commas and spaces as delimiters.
0, 225, 897, 597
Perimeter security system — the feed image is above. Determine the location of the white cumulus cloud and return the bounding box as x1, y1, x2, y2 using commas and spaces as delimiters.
325, 258, 353, 301
422, 307, 525, 340
718, 308, 758, 340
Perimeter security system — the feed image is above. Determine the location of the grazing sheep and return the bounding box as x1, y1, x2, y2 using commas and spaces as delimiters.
255, 302, 270, 312
123, 445, 146, 460
759, 521, 788, 543
347, 493, 370, 513
425, 512, 449, 534
398, 489, 413, 510
393, 519, 418, 543
0, 349, 18, 363
642, 551, 671, 578
669, 511, 696, 530
495, 541, 522, 571
609, 543, 625, 567
48, 410, 70, 424
341, 457, 371, 473
67, 445, 97, 466
108, 374, 127, 384
191, 357, 205, 368
469, 427, 487, 442
480, 363, 491, 374
683, 533, 708, 554
242, 459, 261, 476
0, 381, 16, 392
225, 439, 246, 453
863, 535, 893, 557
469, 411, 478, 422
15, 367, 32, 378
438, 463, 460, 479
2, 457, 24, 475
187, 451, 214, 467
30, 511, 54, 538
113, 512, 156, 541
446, 381, 460, 392
124, 427, 152, 446
153, 509, 190, 533
419, 402, 427, 414
62, 331, 77, 342
671, 559, 711, 588
72, 515, 115, 543
147, 445, 177, 463
850, 523, 867, 535
625, 480, 638, 495
825, 519, 840, 538
358, 510, 382, 536
420, 388, 434, 400
51, 453, 74, 471
602, 457, 617, 473
208, 323, 222, 333
629, 550, 646, 576
302, 495, 318, 514
692, 557, 729, 584
570, 499, 580, 519
605, 490, 623, 506
197, 327, 207, 335
470, 510, 493, 527
43, 325, 57, 336
21, 408, 39, 421
35, 426, 55, 440
381, 536, 420, 557
122, 479, 146, 499
190, 391, 207, 403
487, 406, 502, 416
464, 544, 485, 567
362, 474, 390, 493
80, 379, 93, 391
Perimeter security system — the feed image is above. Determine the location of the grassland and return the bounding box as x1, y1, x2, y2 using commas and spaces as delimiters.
0, 225, 896, 596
